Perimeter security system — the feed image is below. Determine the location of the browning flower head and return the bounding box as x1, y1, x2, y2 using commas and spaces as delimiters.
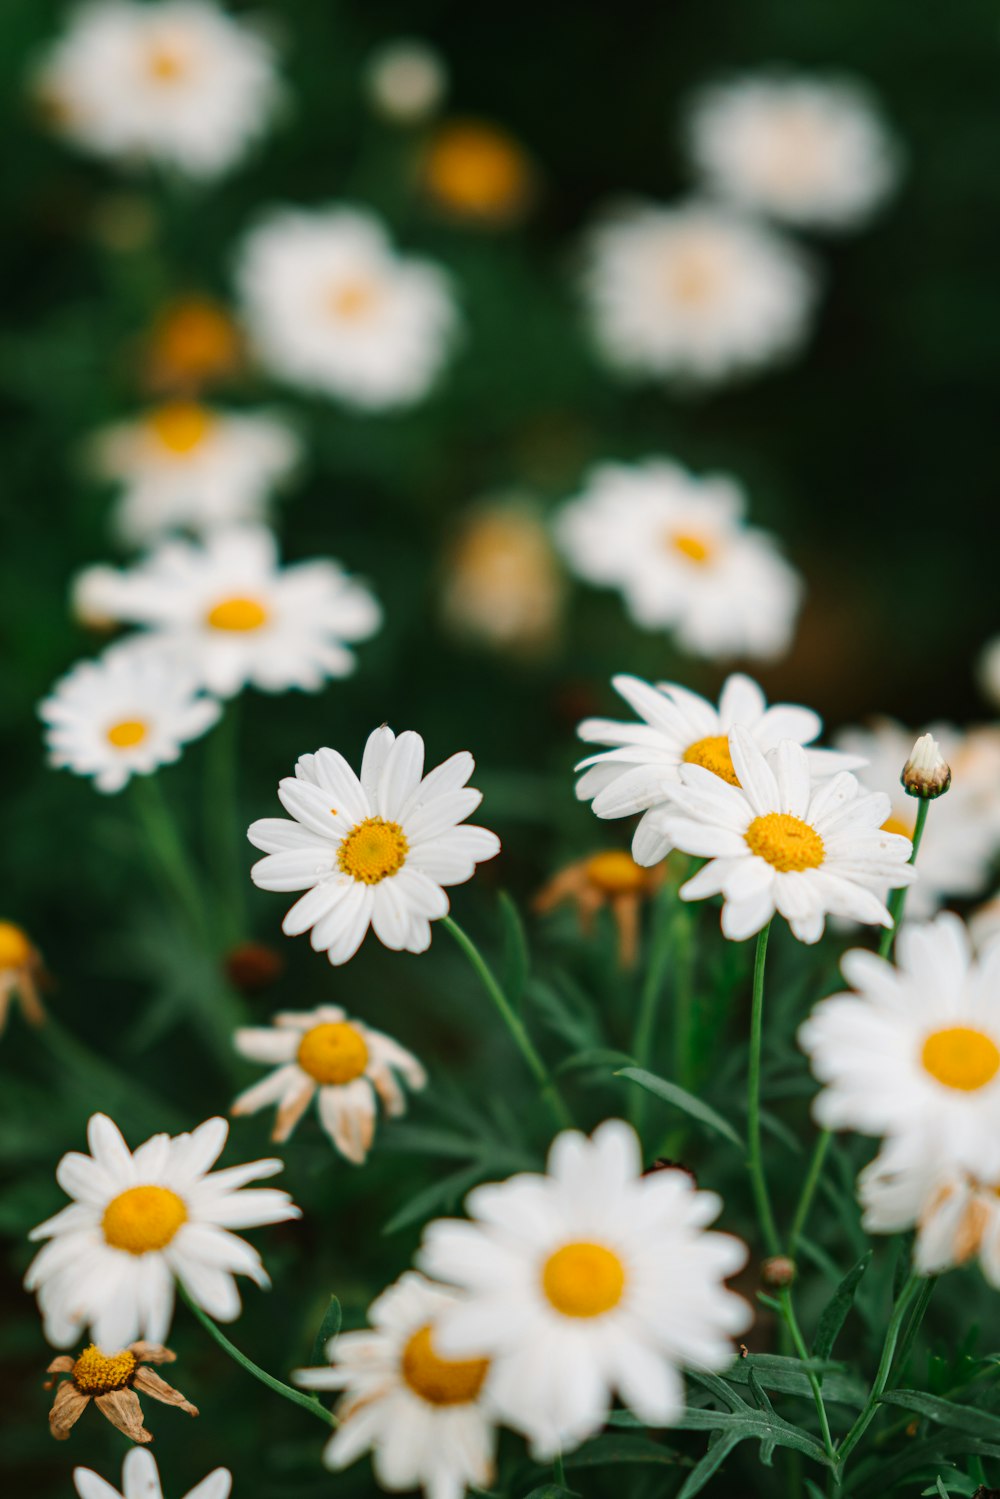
45, 1342, 197, 1445
902, 732, 952, 800
224, 940, 285, 993
533, 851, 665, 968
0, 920, 45, 1031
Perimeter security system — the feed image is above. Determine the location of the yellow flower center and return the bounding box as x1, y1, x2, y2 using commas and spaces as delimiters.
106, 719, 149, 749
881, 814, 914, 839
337, 817, 409, 884
152, 298, 240, 382
0, 921, 32, 968
327, 279, 380, 322
667, 246, 720, 307
146, 44, 187, 83
147, 401, 214, 455
71, 1344, 138, 1394
921, 1026, 1000, 1092
425, 123, 529, 219
296, 1021, 370, 1085
584, 850, 648, 895
683, 734, 740, 786
102, 1186, 187, 1255
745, 813, 825, 872
205, 596, 269, 632
669, 531, 715, 565
400, 1323, 490, 1406
542, 1241, 626, 1319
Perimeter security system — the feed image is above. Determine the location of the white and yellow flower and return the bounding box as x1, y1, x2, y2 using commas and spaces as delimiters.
237, 207, 458, 408
859, 1141, 1000, 1285
248, 727, 500, 965
294, 1272, 496, 1499
556, 458, 802, 658
26, 1113, 299, 1350
418, 1119, 750, 1460
74, 1448, 230, 1499
232, 1006, 426, 1163
441, 500, 563, 655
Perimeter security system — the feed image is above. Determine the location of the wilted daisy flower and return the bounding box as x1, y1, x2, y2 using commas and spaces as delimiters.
581, 201, 817, 386
423, 120, 535, 226
26, 1113, 299, 1350
419, 1119, 749, 1459
533, 850, 664, 968
556, 458, 802, 658
365, 38, 447, 125
34, 0, 280, 179
77, 527, 381, 698
686, 75, 899, 230
860, 1140, 1000, 1284
236, 207, 458, 409
659, 726, 915, 942
46, 1341, 196, 1444
248, 726, 500, 965
39, 640, 221, 794
294, 1271, 496, 1499
0, 920, 46, 1031
232, 1005, 426, 1163
74, 1449, 230, 1499
441, 501, 563, 655
143, 295, 243, 393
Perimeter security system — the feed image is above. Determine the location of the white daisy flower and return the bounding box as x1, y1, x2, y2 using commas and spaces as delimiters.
575, 671, 863, 867
39, 639, 220, 794
365, 39, 447, 125
92, 401, 300, 546
236, 207, 458, 409
75, 1449, 230, 1499
78, 526, 381, 698
25, 1113, 299, 1350
35, 0, 280, 180
555, 457, 802, 658
800, 912, 1000, 1178
835, 719, 1000, 916
580, 201, 817, 387
294, 1271, 496, 1499
247, 726, 500, 966
232, 1005, 426, 1163
418, 1119, 749, 1459
657, 726, 915, 943
859, 1140, 1000, 1285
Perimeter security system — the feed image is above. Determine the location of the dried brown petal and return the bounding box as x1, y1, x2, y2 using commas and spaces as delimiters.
94, 1389, 153, 1444
130, 1343, 177, 1365
272, 1081, 315, 1143
133, 1367, 199, 1416
48, 1382, 90, 1439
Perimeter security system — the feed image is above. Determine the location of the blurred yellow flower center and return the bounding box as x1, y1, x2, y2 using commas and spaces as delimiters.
106, 719, 149, 749
152, 298, 239, 381
146, 44, 187, 83
400, 1323, 489, 1406
667, 247, 720, 307
337, 817, 409, 884
72, 1344, 137, 1394
206, 597, 269, 632
921, 1027, 1000, 1092
881, 814, 914, 839
745, 813, 824, 872
297, 1022, 369, 1085
426, 123, 528, 217
670, 531, 715, 565
148, 401, 214, 455
684, 734, 740, 786
0, 921, 32, 968
584, 850, 647, 895
542, 1241, 626, 1318
327, 279, 380, 321
102, 1186, 187, 1254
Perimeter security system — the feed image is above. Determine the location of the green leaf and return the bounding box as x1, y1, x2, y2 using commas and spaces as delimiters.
521, 1486, 575, 1499
381, 1163, 485, 1235
615, 1068, 744, 1149
556, 1047, 636, 1076
609, 1400, 831, 1466
747, 1366, 775, 1416
499, 890, 530, 1008
814, 1251, 873, 1361
727, 1354, 864, 1408
565, 1434, 680, 1468
880, 1388, 1000, 1440
309, 1295, 341, 1366
675, 1431, 741, 1499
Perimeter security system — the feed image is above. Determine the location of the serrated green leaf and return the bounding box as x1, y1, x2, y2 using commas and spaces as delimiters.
671, 1407, 832, 1465
615, 1067, 743, 1148
727, 1354, 864, 1408
499, 890, 530, 1008
880, 1388, 1000, 1440
747, 1366, 775, 1416
814, 1251, 873, 1361
565, 1434, 680, 1468
675, 1431, 741, 1499
310, 1295, 341, 1365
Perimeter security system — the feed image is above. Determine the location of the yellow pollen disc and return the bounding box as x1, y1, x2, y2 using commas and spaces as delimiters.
327, 279, 380, 321
106, 719, 149, 749
337, 817, 409, 885
584, 850, 648, 895
683, 734, 740, 787
146, 44, 187, 83
71, 1344, 138, 1394
426, 124, 529, 217
205, 596, 269, 632
921, 1026, 1000, 1092
296, 1021, 369, 1085
670, 531, 714, 565
0, 921, 32, 967
147, 401, 214, 455
400, 1324, 489, 1406
668, 249, 719, 307
882, 814, 914, 839
745, 813, 825, 873
542, 1241, 626, 1319
102, 1185, 187, 1254
153, 298, 240, 380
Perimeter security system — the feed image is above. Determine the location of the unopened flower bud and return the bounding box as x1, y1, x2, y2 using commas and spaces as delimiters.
901, 733, 951, 799
761, 1255, 796, 1289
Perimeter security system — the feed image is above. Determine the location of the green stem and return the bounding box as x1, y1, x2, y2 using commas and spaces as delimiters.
788, 1128, 833, 1258
204, 701, 245, 949
630, 890, 680, 1134
553, 1452, 567, 1488
779, 1288, 836, 1464
836, 1273, 921, 1467
441, 915, 572, 1130
747, 921, 781, 1257
132, 774, 210, 945
877, 799, 930, 959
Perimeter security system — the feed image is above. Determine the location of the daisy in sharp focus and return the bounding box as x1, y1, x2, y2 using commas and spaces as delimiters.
657, 726, 915, 943
580, 201, 817, 387
34, 0, 280, 179
574, 671, 862, 868
418, 1119, 750, 1459
236, 206, 458, 409
75, 1449, 230, 1499
248, 726, 500, 965
294, 1271, 497, 1499
25, 1113, 299, 1350
232, 1005, 426, 1163
46, 1341, 196, 1444
76, 526, 381, 698
556, 458, 802, 659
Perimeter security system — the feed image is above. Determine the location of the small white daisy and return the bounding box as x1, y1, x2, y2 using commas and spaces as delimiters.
75, 1449, 230, 1499
419, 1120, 749, 1459
236, 206, 458, 409
77, 526, 381, 698
575, 671, 863, 867
39, 640, 220, 794
248, 726, 500, 966
556, 458, 802, 659
859, 1140, 1000, 1285
686, 74, 899, 231
658, 726, 915, 943
35, 0, 280, 180
92, 401, 300, 546
294, 1272, 496, 1499
800, 912, 1000, 1178
580, 200, 817, 387
25, 1113, 299, 1350
365, 39, 447, 125
441, 500, 563, 655
232, 1005, 426, 1163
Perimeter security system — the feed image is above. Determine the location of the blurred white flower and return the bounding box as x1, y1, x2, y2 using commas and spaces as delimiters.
977, 635, 1000, 709
580, 201, 817, 386
236, 207, 458, 408
75, 1445, 230, 1499
35, 0, 280, 179
441, 500, 563, 654
556, 458, 802, 659
860, 1139, 1000, 1284
70, 563, 134, 630
686, 74, 899, 230
365, 38, 447, 125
